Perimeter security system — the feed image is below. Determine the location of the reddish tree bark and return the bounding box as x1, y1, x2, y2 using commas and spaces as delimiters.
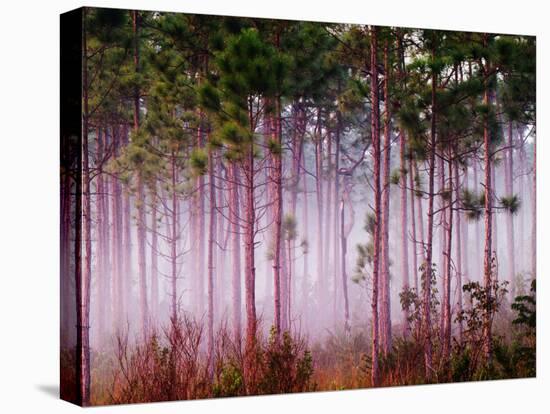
442, 157, 454, 364
243, 99, 258, 386
314, 108, 325, 312
380, 39, 392, 355
324, 129, 334, 323
408, 159, 419, 293
197, 124, 206, 316
531, 135, 536, 279
229, 161, 242, 343
482, 42, 494, 362
95, 127, 107, 344
333, 103, 342, 322
133, 10, 149, 336
454, 159, 463, 342
110, 126, 123, 330
150, 189, 159, 324
369, 26, 381, 387
272, 97, 284, 336
340, 178, 354, 332
169, 152, 178, 323
301, 155, 310, 320
207, 140, 216, 371
400, 130, 410, 337
504, 121, 515, 292
422, 42, 437, 382
473, 159, 481, 282
121, 128, 132, 325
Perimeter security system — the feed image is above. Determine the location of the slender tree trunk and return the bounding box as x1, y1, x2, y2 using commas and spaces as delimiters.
380, 40, 392, 356
518, 137, 526, 277
207, 143, 216, 372
150, 189, 159, 324
369, 26, 381, 387
244, 101, 257, 388
333, 104, 342, 323
290, 102, 305, 324
324, 130, 333, 324
287, 237, 293, 329
400, 131, 410, 337
409, 159, 419, 293
473, 160, 481, 282
314, 109, 325, 312
438, 155, 447, 299
462, 167, 470, 287
414, 161, 425, 255
122, 125, 132, 324
111, 127, 123, 330
423, 43, 437, 382
504, 121, 515, 291
531, 136, 536, 279
170, 154, 178, 323
216, 159, 226, 320
60, 155, 72, 347
229, 161, 242, 344
301, 155, 310, 321
95, 127, 106, 345
102, 131, 111, 335
263, 114, 274, 313
197, 127, 206, 316
133, 10, 149, 336
455, 159, 463, 342
491, 160, 498, 282
442, 156, 454, 365
272, 97, 283, 336
340, 181, 353, 332
482, 50, 494, 363
280, 231, 289, 330
440, 153, 448, 341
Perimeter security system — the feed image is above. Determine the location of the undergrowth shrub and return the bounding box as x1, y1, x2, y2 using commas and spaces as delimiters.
104, 316, 313, 404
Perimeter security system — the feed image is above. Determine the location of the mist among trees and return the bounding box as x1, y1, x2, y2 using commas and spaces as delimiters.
60, 7, 536, 406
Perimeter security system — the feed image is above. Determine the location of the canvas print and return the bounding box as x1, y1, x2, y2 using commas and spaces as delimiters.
60, 7, 536, 406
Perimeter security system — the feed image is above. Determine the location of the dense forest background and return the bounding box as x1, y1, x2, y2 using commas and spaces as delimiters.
60, 7, 536, 406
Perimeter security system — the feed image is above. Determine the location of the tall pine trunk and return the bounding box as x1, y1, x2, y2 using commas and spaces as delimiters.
207, 142, 216, 371
531, 136, 536, 279
423, 42, 437, 381
170, 153, 178, 322
380, 40, 392, 355
409, 158, 419, 293
369, 26, 381, 387
272, 97, 283, 336
133, 10, 149, 336
504, 121, 515, 290
301, 156, 310, 320
333, 104, 342, 323
122, 125, 132, 325
150, 189, 159, 324
400, 131, 410, 336
482, 44, 494, 362
110, 126, 123, 330
324, 131, 334, 324
95, 127, 107, 344
228, 161, 242, 344
340, 181, 354, 332
454, 159, 463, 341
314, 109, 325, 313
442, 156, 454, 365
244, 101, 257, 388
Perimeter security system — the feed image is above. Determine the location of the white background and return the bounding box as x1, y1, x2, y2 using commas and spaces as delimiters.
0, 0, 547, 412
